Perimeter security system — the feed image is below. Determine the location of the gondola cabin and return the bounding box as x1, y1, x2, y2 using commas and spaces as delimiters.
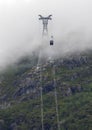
50, 36, 54, 45
50, 40, 54, 45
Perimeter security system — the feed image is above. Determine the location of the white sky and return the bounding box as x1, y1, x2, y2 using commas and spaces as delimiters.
0, 0, 92, 69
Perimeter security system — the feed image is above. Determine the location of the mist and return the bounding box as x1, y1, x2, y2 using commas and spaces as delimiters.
0, 0, 92, 69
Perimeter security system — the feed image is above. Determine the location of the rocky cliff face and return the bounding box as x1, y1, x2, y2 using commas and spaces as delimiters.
0, 52, 92, 130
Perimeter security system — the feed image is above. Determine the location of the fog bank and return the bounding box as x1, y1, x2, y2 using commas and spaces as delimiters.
0, 0, 92, 69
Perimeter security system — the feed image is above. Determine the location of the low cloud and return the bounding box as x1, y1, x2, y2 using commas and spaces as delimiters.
0, 0, 92, 69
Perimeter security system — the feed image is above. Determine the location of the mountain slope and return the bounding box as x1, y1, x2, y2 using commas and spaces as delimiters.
0, 52, 92, 130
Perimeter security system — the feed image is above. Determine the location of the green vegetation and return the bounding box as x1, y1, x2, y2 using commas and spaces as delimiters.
0, 53, 92, 129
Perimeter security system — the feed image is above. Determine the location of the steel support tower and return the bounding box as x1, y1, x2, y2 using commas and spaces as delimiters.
38, 15, 52, 35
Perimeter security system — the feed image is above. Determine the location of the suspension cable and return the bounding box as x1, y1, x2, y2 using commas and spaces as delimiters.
53, 62, 60, 130
40, 65, 44, 130
37, 50, 44, 130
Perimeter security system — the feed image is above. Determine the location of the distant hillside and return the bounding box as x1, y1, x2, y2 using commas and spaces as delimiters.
0, 51, 92, 130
